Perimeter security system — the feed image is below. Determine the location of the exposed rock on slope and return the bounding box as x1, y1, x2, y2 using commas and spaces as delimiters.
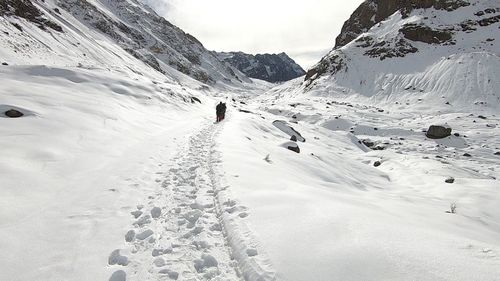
0, 0, 62, 32
303, 0, 499, 111
217, 52, 305, 83
56, 0, 246, 84
335, 0, 470, 48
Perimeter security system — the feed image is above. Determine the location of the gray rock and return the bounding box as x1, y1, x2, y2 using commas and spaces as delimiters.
426, 125, 452, 139
4, 109, 24, 118
287, 145, 300, 153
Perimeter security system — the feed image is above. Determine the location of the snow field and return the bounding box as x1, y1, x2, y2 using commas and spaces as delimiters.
0, 64, 216, 280
218, 95, 500, 281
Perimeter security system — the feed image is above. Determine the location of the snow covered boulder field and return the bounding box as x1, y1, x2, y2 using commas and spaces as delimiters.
218, 90, 500, 281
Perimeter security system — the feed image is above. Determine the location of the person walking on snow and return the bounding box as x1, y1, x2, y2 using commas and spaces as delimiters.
221, 102, 227, 121
216, 102, 223, 122
215, 102, 227, 122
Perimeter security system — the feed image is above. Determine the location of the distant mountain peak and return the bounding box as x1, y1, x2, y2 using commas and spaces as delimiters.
217, 51, 305, 83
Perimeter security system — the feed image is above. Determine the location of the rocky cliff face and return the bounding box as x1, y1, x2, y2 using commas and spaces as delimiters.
56, 0, 248, 84
334, 0, 471, 48
217, 52, 305, 83
306, 0, 498, 82
301, 0, 499, 111
0, 0, 62, 32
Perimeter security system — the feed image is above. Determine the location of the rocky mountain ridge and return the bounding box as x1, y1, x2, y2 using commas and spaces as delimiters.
216, 51, 305, 83
301, 0, 499, 111
0, 0, 252, 85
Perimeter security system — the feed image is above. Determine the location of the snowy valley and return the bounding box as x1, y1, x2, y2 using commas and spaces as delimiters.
0, 0, 499, 281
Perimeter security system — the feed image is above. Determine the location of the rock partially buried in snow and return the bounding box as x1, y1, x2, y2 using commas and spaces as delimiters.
4, 109, 24, 118
273, 120, 306, 142
374, 161, 382, 167
282, 141, 300, 153
426, 125, 452, 139
445, 177, 455, 184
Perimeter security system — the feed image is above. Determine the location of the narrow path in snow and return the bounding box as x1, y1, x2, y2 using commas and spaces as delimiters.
106, 120, 243, 281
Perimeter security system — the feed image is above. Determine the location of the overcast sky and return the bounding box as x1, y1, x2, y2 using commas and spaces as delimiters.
142, 0, 364, 69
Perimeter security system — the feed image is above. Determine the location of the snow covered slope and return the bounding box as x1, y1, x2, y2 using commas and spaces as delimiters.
214, 1, 499, 280
303, 0, 499, 112
0, 1, 276, 280
0, 0, 249, 85
218, 95, 500, 281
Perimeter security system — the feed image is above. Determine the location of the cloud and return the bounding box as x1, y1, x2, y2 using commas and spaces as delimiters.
142, 0, 363, 69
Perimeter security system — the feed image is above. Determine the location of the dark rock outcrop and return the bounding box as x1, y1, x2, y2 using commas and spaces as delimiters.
0, 0, 63, 32
217, 52, 305, 83
305, 0, 472, 84
334, 0, 469, 48
400, 24, 453, 44
57, 0, 243, 84
4, 109, 24, 118
426, 125, 452, 139
287, 145, 300, 154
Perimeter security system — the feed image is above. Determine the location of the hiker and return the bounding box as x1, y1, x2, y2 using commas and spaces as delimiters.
221, 102, 227, 121
216, 102, 223, 122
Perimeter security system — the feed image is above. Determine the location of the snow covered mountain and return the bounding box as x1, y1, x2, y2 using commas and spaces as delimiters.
0, 0, 251, 84
2, 1, 500, 281
303, 0, 499, 111
217, 51, 305, 83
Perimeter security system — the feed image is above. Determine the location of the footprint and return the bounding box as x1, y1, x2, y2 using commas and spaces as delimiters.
133, 215, 151, 227
109, 270, 126, 281
152, 247, 173, 257
130, 210, 142, 219
125, 230, 135, 242
136, 229, 154, 240
108, 249, 129, 266
154, 257, 166, 267
246, 248, 258, 257
151, 207, 162, 218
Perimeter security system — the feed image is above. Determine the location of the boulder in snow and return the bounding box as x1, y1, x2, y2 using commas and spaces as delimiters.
445, 177, 455, 184
287, 145, 300, 154
426, 125, 452, 139
4, 109, 24, 118
273, 120, 305, 142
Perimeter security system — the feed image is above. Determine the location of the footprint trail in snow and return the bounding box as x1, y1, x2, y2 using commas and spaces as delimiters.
107, 121, 246, 281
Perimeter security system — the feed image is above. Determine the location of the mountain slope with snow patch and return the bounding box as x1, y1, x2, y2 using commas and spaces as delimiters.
303, 0, 499, 112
